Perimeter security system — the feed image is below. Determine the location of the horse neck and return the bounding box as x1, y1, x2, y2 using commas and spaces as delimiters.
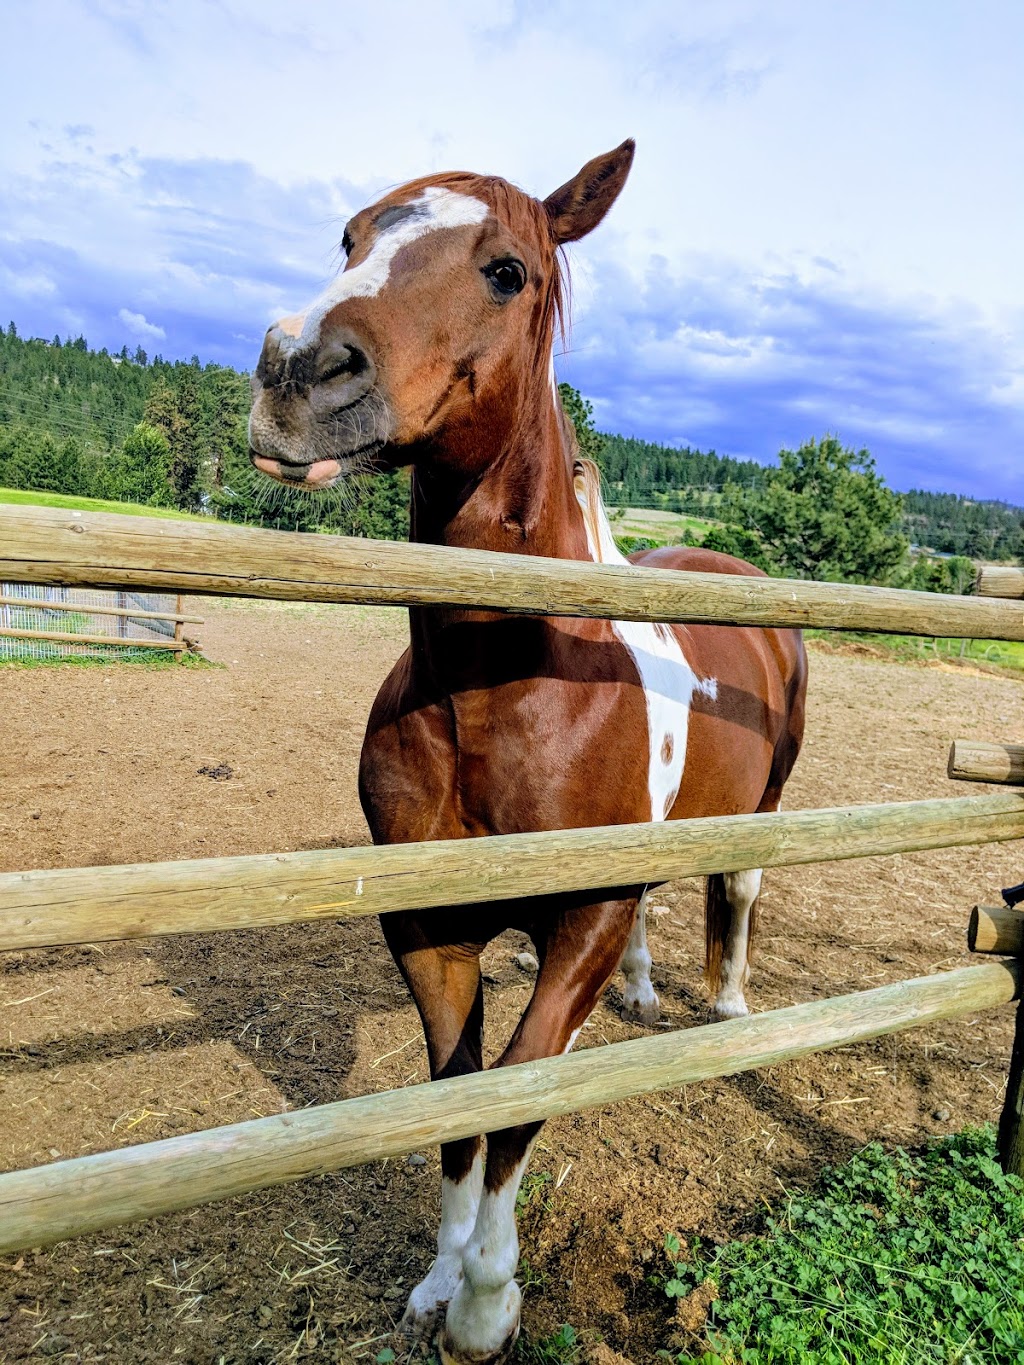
406, 369, 594, 658
409, 378, 591, 562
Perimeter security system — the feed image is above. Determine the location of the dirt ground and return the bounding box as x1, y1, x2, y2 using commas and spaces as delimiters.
1, 602, 1022, 1364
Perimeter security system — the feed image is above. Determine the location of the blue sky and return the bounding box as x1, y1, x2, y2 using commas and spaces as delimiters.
2, 0, 1022, 500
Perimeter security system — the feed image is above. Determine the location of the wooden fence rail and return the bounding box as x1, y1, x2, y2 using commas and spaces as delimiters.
948, 740, 1024, 786
3, 793, 1024, 953
0, 960, 1016, 1256
978, 565, 1024, 599
3, 505, 1024, 639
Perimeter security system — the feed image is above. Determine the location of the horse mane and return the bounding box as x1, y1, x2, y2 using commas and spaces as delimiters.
572, 457, 611, 562
391, 171, 568, 351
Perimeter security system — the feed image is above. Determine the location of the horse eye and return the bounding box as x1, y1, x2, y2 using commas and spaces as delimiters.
484, 259, 527, 299
341, 229, 354, 257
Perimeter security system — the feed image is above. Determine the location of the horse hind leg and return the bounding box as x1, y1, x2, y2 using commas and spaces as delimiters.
705, 868, 762, 1020
620, 889, 661, 1025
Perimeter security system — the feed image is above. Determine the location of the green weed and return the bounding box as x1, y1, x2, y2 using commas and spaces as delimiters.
514, 1323, 583, 1363
0, 650, 216, 670
516, 1171, 554, 1217
659, 1128, 1024, 1364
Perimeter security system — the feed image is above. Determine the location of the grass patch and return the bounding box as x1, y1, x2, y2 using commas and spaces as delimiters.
0, 650, 214, 670
0, 486, 206, 520
806, 629, 1024, 678
608, 506, 718, 546
658, 1128, 1024, 1364
514, 1323, 584, 1362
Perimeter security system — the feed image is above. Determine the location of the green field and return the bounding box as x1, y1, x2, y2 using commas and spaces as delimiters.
0, 487, 206, 520
608, 506, 718, 545
807, 629, 1024, 677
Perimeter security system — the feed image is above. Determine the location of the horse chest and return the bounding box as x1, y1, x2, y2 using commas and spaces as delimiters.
446, 621, 704, 831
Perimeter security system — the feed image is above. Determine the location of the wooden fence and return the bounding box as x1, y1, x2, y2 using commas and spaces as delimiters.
0, 581, 202, 659
1, 505, 1023, 1257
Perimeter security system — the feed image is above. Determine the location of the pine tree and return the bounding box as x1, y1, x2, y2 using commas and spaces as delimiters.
170, 367, 204, 511
112, 423, 173, 505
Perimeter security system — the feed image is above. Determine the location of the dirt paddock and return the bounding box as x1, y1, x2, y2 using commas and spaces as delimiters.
1, 601, 1022, 1363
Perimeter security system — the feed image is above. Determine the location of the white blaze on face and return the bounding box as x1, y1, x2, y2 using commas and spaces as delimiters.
573, 462, 717, 822
277, 186, 490, 347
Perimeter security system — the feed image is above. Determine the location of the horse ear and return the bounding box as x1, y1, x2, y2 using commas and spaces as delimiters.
543, 139, 635, 244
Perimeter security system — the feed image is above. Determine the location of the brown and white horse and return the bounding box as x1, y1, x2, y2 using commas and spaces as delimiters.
249, 141, 807, 1365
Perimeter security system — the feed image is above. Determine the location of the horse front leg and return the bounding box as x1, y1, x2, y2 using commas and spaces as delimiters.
439, 897, 636, 1365
381, 913, 486, 1345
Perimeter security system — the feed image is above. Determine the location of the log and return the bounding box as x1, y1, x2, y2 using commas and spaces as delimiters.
2, 505, 1024, 639
978, 566, 1024, 600
0, 960, 1016, 1255
948, 740, 1024, 786
968, 905, 1024, 956
0, 627, 185, 651
2, 793, 1024, 954
0, 595, 203, 624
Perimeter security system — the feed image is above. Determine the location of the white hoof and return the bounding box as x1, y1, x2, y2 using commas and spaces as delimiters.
622, 985, 661, 1026
439, 1279, 521, 1364
712, 992, 749, 1020
399, 1252, 463, 1342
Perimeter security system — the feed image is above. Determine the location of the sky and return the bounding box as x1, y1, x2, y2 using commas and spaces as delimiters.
2, 0, 1022, 500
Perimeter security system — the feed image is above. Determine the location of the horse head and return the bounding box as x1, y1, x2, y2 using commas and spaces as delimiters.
248, 141, 634, 490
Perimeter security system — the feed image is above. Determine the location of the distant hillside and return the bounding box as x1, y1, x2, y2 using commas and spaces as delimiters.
598, 429, 1021, 559
0, 323, 1019, 558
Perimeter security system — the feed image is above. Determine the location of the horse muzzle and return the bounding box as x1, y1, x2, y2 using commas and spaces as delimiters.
248, 320, 391, 487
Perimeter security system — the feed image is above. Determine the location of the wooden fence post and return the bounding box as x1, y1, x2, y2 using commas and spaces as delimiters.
999, 999, 1024, 1177
968, 902, 1024, 1177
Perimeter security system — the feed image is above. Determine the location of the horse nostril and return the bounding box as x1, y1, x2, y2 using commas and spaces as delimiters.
318, 342, 368, 385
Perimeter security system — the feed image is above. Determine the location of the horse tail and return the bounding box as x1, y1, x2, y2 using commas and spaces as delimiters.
704, 873, 731, 995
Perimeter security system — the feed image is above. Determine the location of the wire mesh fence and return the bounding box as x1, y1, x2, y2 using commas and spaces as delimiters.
0, 584, 197, 662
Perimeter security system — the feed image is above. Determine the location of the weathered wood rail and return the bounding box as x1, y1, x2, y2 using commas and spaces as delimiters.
0, 960, 1017, 1256
3, 505, 1024, 638
949, 740, 1024, 786
2, 793, 1024, 953
978, 565, 1024, 599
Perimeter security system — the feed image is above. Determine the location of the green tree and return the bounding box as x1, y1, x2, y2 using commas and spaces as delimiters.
558, 382, 605, 468
51, 435, 86, 496
339, 469, 411, 540
169, 367, 204, 511
5, 433, 62, 492
112, 422, 173, 505
706, 436, 907, 583
143, 380, 181, 448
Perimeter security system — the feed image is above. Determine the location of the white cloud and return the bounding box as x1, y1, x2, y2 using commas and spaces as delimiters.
0, 0, 1021, 498
116, 307, 165, 340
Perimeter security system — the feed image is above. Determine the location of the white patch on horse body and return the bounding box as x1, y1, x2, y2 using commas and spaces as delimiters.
401, 1152, 484, 1338
282, 187, 489, 347
443, 1148, 533, 1361
572, 463, 714, 823
563, 1026, 582, 1054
